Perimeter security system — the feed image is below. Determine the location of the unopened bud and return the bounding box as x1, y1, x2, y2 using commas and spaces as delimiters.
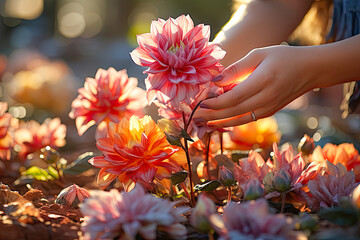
243, 179, 264, 200
55, 184, 90, 208
352, 185, 360, 209
190, 194, 216, 233
298, 134, 315, 156
272, 169, 292, 192
218, 166, 236, 186
157, 119, 181, 137
40, 146, 60, 164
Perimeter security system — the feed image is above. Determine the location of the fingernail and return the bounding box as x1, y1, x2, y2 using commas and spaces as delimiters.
199, 103, 209, 109
212, 74, 224, 82
193, 118, 205, 123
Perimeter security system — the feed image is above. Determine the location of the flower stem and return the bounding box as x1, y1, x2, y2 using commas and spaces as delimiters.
208, 232, 214, 240
182, 111, 195, 207
219, 131, 223, 154
227, 186, 232, 204
280, 192, 286, 213
185, 100, 203, 129
205, 132, 212, 179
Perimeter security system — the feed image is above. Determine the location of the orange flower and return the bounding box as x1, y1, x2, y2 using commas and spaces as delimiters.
14, 118, 66, 161
223, 117, 281, 151
69, 68, 146, 136
311, 143, 360, 181
90, 115, 186, 190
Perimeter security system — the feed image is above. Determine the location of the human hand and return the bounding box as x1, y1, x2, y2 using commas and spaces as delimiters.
193, 45, 324, 128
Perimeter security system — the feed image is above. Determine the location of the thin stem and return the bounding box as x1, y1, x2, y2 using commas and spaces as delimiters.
205, 132, 212, 179
227, 186, 232, 204
180, 182, 191, 203
280, 192, 286, 213
185, 100, 203, 131
208, 232, 214, 240
182, 111, 195, 207
219, 131, 224, 155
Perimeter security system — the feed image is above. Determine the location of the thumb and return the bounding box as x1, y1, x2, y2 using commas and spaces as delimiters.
212, 49, 264, 86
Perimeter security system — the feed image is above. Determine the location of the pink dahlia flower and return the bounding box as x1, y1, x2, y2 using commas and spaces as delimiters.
90, 115, 186, 190
210, 199, 305, 240
81, 185, 190, 240
306, 161, 359, 211
69, 68, 146, 136
14, 118, 66, 161
130, 15, 225, 107
0, 102, 15, 160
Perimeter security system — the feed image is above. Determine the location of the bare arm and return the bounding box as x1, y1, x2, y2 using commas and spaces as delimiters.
194, 33, 360, 128
215, 0, 314, 66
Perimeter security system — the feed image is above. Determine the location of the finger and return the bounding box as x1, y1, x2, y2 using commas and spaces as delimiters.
206, 107, 270, 128
211, 49, 264, 87
194, 88, 269, 121
200, 68, 265, 110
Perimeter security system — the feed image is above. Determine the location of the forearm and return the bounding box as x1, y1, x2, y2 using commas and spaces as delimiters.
310, 34, 360, 88
214, 0, 313, 66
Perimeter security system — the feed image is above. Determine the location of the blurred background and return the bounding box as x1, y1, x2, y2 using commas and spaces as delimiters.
0, 0, 359, 151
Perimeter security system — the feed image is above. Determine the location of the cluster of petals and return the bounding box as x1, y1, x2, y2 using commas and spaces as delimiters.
130, 15, 225, 108
80, 185, 189, 240
0, 102, 16, 160
69, 68, 146, 136
56, 184, 90, 207
233, 150, 272, 185
223, 117, 281, 152
89, 115, 186, 190
310, 143, 360, 181
305, 161, 359, 211
14, 118, 66, 161
210, 199, 305, 240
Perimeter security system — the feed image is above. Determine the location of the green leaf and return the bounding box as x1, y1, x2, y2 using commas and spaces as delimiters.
319, 205, 359, 227
23, 166, 52, 181
64, 152, 94, 175
165, 133, 183, 148
180, 128, 193, 142
170, 170, 188, 185
194, 180, 221, 192
47, 166, 59, 179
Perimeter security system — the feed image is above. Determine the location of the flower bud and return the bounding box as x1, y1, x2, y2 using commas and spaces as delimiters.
190, 194, 216, 233
218, 166, 236, 186
243, 179, 264, 200
157, 119, 181, 137
298, 134, 315, 156
272, 169, 292, 192
55, 184, 90, 208
40, 146, 60, 164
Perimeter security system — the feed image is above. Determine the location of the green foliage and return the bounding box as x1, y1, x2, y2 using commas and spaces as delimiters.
194, 180, 221, 192
63, 152, 94, 175
170, 170, 188, 185
22, 166, 58, 181
319, 202, 359, 227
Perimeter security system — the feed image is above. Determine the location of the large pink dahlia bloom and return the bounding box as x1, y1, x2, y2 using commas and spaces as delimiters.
69, 68, 146, 136
130, 15, 225, 107
81, 185, 189, 240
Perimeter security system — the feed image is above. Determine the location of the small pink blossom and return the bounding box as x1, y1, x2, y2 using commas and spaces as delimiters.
69, 68, 146, 136
81, 185, 189, 240
210, 199, 304, 240
306, 161, 359, 211
55, 184, 90, 207
14, 118, 66, 161
130, 15, 225, 108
